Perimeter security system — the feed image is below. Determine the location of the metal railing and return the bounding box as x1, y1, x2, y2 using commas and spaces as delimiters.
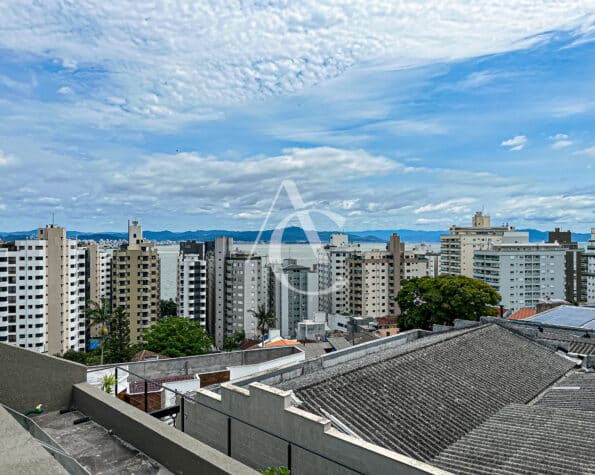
88, 364, 365, 474
2, 404, 90, 475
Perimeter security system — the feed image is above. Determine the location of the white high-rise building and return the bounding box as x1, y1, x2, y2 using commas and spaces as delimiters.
0, 225, 86, 354
586, 228, 595, 303
177, 241, 207, 327
441, 211, 515, 277
317, 234, 360, 315
474, 232, 566, 312
269, 259, 318, 338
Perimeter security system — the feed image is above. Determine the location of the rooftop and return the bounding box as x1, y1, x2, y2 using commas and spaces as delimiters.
527, 305, 595, 329
279, 324, 574, 462
508, 307, 537, 320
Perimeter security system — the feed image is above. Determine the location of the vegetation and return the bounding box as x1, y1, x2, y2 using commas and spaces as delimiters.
86, 298, 112, 365
103, 307, 130, 363
249, 304, 276, 344
160, 298, 177, 318
258, 467, 290, 475
143, 317, 213, 357
101, 374, 117, 394
396, 275, 501, 331
223, 330, 246, 351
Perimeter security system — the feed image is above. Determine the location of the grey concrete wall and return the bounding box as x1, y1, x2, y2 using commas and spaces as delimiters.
0, 406, 68, 474
72, 383, 256, 475
0, 343, 86, 412
90, 346, 299, 381
184, 382, 448, 475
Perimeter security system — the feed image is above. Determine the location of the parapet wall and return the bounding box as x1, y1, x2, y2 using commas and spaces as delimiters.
0, 343, 86, 412
184, 382, 446, 475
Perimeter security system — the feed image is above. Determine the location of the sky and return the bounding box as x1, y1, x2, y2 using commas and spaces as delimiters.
1, 2, 595, 233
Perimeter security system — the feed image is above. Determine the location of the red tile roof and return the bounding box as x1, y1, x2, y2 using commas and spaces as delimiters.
508, 308, 537, 320
130, 349, 169, 362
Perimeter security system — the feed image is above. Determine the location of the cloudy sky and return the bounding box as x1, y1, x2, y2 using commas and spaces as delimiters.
1, 1, 595, 232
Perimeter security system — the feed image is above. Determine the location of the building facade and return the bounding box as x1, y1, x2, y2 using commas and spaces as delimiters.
0, 225, 86, 354
474, 232, 566, 312
441, 211, 514, 277
111, 221, 160, 344
587, 228, 595, 304
317, 234, 360, 315
269, 259, 318, 338
547, 227, 587, 304
177, 241, 207, 327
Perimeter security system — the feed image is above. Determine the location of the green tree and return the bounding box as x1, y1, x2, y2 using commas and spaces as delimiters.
223, 330, 246, 351
160, 298, 177, 318
86, 298, 112, 365
144, 317, 213, 357
396, 275, 500, 331
249, 304, 276, 345
104, 306, 131, 364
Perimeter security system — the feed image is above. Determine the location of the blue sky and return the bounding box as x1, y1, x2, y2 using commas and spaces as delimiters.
0, 2, 595, 232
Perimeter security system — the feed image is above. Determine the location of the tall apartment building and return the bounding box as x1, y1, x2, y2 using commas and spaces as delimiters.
587, 229, 595, 303
0, 225, 86, 354
269, 259, 318, 338
347, 234, 403, 318
111, 221, 160, 344
410, 244, 440, 277
84, 242, 113, 305
547, 228, 587, 304
177, 241, 207, 327
317, 234, 360, 315
206, 237, 268, 347
441, 211, 514, 277
473, 232, 566, 312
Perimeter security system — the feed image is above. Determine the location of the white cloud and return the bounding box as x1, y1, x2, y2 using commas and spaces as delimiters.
549, 133, 573, 149
414, 198, 476, 214
501, 135, 527, 151
0, 150, 15, 166
57, 86, 73, 95
0, 1, 591, 127
574, 146, 595, 157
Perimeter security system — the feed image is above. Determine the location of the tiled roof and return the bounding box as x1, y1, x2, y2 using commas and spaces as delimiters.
239, 339, 261, 350
534, 370, 595, 412
130, 349, 169, 362
433, 403, 595, 474
327, 336, 352, 351
284, 324, 574, 462
508, 307, 537, 320
265, 339, 299, 347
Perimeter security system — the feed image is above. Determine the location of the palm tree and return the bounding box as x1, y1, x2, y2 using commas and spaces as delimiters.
87, 298, 112, 365
249, 304, 276, 347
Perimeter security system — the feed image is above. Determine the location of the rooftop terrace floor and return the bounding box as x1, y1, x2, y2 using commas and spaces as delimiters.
35, 410, 172, 475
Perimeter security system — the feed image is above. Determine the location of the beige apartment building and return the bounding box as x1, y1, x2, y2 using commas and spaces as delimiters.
440, 211, 514, 277
112, 221, 160, 344
347, 234, 403, 318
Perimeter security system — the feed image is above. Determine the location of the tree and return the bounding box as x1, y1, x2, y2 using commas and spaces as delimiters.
249, 304, 276, 345
396, 275, 501, 331
223, 330, 246, 351
104, 306, 131, 364
86, 298, 112, 365
144, 317, 213, 357
160, 298, 177, 318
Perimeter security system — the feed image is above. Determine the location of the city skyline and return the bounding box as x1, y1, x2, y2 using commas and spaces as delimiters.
1, 3, 595, 231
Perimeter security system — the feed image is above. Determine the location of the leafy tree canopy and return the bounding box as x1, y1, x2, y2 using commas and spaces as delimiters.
144, 317, 213, 357
396, 275, 500, 331
223, 330, 246, 352
160, 298, 177, 318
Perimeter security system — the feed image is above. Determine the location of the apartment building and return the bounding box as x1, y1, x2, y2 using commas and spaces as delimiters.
317, 233, 360, 315
0, 225, 86, 354
176, 241, 207, 327
84, 242, 113, 305
587, 228, 595, 303
547, 227, 587, 304
269, 259, 318, 338
441, 211, 514, 277
206, 237, 268, 347
410, 244, 440, 277
474, 232, 566, 312
347, 234, 402, 318
111, 221, 160, 344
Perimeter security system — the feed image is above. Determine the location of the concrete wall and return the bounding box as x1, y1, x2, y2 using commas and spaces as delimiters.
229, 350, 304, 380
90, 346, 300, 382
0, 342, 86, 412
73, 382, 256, 475
184, 382, 447, 475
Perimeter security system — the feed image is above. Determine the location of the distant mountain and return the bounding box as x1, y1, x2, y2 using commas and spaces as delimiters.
0, 226, 590, 244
